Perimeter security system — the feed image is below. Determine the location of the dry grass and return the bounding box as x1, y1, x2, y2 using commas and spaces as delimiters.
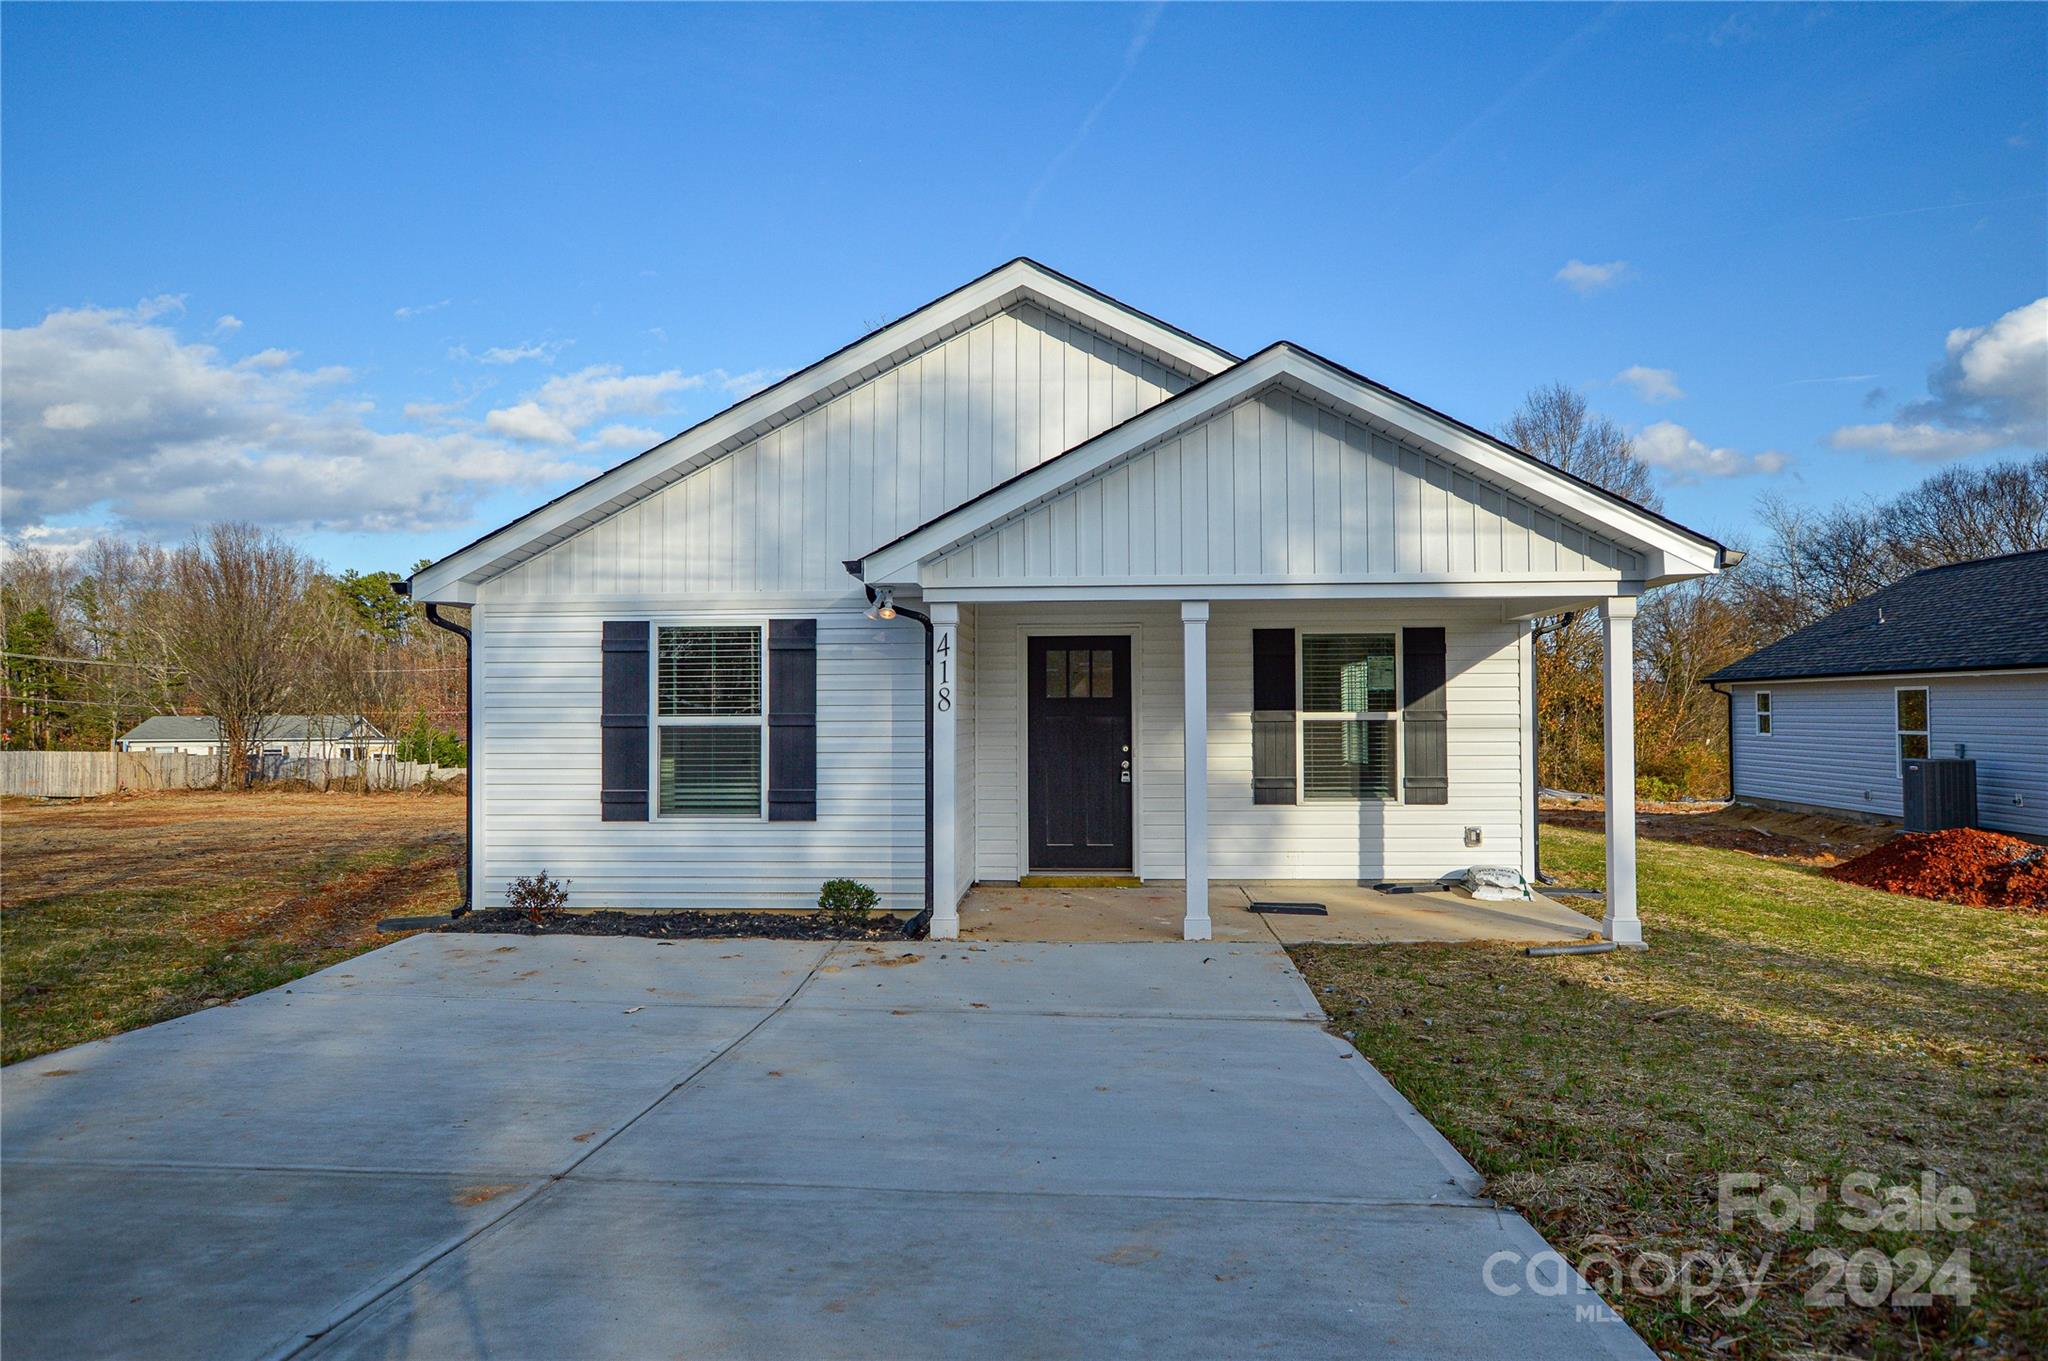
2, 790, 463, 1064
1294, 827, 2047, 1360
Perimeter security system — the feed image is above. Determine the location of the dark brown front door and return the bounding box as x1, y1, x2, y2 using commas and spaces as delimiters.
1027, 635, 1133, 870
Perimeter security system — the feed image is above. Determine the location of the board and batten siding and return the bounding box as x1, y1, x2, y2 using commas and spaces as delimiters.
966, 601, 1529, 883
924, 387, 1644, 586
1729, 673, 2048, 839
472, 596, 925, 911
477, 303, 1192, 603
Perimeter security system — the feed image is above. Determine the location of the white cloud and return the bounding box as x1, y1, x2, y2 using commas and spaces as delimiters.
715, 367, 794, 399
1614, 365, 1684, 402
0, 299, 581, 537
484, 401, 578, 445
483, 364, 697, 445
394, 299, 451, 320
1556, 259, 1632, 294
1635, 421, 1791, 482
402, 398, 469, 424
1827, 297, 2048, 460
452, 339, 572, 366
212, 314, 243, 335
592, 424, 665, 450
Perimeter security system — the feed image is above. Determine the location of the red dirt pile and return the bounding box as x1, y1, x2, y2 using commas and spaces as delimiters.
1823, 828, 2048, 909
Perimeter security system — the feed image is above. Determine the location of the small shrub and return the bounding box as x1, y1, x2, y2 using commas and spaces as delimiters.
1635, 774, 1682, 803
817, 878, 879, 931
506, 870, 570, 925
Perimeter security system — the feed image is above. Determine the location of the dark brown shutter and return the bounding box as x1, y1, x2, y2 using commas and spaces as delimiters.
1251, 628, 1297, 805
1402, 627, 1448, 805
767, 619, 818, 821
601, 621, 651, 821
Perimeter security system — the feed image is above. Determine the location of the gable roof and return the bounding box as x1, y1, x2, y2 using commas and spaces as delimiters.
407, 260, 1238, 602
1704, 549, 2048, 684
855, 342, 1728, 587
120, 715, 391, 745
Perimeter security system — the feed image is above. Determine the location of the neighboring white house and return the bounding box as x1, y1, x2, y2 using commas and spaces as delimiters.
407, 260, 1730, 942
117, 715, 398, 762
1705, 549, 2048, 840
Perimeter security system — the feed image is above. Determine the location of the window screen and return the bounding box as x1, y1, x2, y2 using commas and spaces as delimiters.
1756, 691, 1772, 736
656, 626, 764, 816
659, 727, 763, 816
1896, 688, 1929, 765
1304, 719, 1395, 800
659, 627, 761, 716
1302, 634, 1396, 714
1300, 632, 1398, 801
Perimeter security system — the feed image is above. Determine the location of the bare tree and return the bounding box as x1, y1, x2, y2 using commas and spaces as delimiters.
157, 523, 326, 788
1738, 454, 2048, 631
1500, 381, 1663, 512
1499, 383, 1666, 793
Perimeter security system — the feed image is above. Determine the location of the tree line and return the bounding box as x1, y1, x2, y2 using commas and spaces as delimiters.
1, 523, 469, 783
1506, 382, 2048, 798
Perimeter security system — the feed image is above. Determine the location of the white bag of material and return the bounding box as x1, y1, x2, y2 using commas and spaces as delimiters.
1460, 866, 1531, 901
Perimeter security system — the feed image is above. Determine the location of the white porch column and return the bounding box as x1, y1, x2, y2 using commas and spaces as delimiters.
930, 603, 961, 940
1600, 596, 1643, 947
1181, 601, 1211, 941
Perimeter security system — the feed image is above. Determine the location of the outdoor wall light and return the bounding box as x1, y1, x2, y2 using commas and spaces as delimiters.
865, 589, 896, 622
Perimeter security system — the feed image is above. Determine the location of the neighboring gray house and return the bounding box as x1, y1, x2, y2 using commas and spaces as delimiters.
1704, 549, 2048, 839
118, 715, 397, 762
406, 259, 1732, 942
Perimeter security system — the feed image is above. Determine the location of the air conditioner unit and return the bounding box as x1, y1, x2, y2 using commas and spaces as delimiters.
1902, 757, 1977, 833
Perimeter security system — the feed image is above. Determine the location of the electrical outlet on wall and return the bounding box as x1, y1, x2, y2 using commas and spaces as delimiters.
1464, 826, 1482, 848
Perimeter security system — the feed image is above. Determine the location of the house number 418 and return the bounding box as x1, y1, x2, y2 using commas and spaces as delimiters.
935, 633, 953, 712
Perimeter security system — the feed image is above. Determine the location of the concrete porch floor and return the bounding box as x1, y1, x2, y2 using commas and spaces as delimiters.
958, 879, 1605, 944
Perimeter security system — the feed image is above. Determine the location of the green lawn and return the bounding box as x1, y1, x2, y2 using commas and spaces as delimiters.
2, 792, 460, 1065
1293, 826, 2047, 1360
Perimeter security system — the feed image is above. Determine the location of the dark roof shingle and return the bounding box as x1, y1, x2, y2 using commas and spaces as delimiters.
1703, 549, 2048, 684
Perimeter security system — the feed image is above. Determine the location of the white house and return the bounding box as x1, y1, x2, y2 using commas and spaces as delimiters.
118, 714, 397, 762
407, 260, 1730, 942
1706, 549, 2048, 839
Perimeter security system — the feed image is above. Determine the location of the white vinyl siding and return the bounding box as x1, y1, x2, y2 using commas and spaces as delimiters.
1729, 673, 2048, 839
923, 386, 1643, 587
480, 304, 1191, 602
967, 601, 1525, 883
472, 595, 924, 912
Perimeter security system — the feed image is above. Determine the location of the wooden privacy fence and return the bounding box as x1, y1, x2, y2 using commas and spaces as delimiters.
1, 752, 461, 798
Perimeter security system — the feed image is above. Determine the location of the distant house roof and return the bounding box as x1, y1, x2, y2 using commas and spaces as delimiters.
118, 715, 392, 745
1704, 549, 2048, 684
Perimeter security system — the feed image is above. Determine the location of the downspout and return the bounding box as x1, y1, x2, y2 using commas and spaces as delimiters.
1709, 682, 1734, 803
397, 580, 473, 919
847, 562, 935, 929
1528, 610, 1577, 885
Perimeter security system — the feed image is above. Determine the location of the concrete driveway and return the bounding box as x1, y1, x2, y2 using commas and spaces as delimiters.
3, 936, 1649, 1360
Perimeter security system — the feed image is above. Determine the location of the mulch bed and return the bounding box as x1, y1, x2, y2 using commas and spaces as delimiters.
1823, 827, 2048, 908
441, 907, 928, 940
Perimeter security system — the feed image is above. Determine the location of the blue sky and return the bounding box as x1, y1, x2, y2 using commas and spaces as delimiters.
4, 2, 2043, 574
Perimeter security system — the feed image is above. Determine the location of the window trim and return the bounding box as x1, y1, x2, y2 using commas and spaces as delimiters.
650, 619, 770, 820
1894, 684, 1929, 776
1296, 626, 1402, 803
1754, 689, 1772, 737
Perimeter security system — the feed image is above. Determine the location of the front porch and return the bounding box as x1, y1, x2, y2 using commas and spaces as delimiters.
956, 879, 1603, 945
920, 595, 1646, 947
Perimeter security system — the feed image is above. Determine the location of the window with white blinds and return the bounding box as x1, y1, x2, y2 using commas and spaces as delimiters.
1300, 632, 1397, 801
656, 625, 764, 816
